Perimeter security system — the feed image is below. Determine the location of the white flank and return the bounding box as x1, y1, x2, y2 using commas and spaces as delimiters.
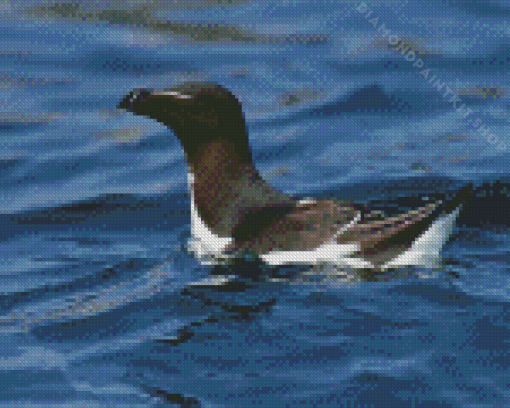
260, 211, 363, 266
384, 206, 461, 269
260, 243, 361, 266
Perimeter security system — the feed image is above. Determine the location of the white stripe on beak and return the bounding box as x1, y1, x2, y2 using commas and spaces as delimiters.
153, 91, 193, 99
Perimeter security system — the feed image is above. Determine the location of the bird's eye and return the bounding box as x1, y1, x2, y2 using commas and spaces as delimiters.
130, 89, 151, 103
129, 92, 139, 103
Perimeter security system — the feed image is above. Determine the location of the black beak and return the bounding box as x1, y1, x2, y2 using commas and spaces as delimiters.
118, 89, 151, 111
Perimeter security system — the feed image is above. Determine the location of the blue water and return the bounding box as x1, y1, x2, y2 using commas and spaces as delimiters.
0, 0, 509, 406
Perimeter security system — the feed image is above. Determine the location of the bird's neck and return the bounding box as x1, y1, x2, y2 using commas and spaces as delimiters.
186, 141, 293, 237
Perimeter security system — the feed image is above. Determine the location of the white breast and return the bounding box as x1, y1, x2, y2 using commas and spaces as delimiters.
186, 172, 233, 264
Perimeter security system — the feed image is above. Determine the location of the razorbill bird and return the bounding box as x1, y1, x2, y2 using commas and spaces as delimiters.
118, 82, 471, 269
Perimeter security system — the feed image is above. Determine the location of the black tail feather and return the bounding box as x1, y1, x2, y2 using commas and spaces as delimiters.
441, 183, 474, 215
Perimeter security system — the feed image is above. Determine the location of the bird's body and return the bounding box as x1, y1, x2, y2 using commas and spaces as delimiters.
119, 82, 471, 269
